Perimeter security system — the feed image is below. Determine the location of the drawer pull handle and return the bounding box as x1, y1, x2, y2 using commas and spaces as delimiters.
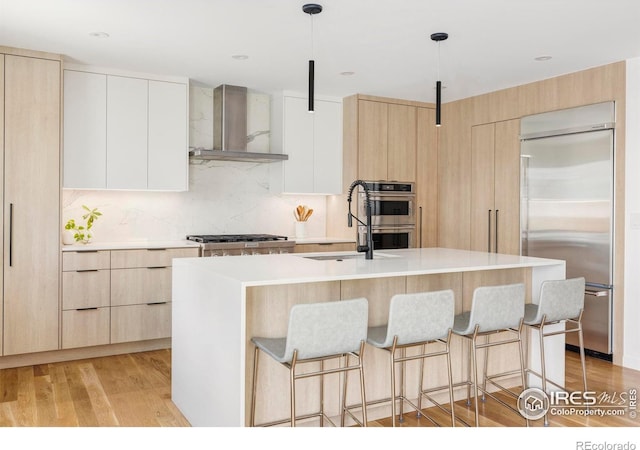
147, 248, 167, 251
317, 243, 333, 246
76, 269, 99, 273
147, 266, 168, 270
75, 250, 99, 253
77, 307, 98, 311
147, 302, 168, 306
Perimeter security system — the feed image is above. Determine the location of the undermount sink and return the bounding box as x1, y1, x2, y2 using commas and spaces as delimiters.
303, 252, 398, 261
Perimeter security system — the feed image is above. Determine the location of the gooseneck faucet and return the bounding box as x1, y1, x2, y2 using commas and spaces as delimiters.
347, 180, 374, 260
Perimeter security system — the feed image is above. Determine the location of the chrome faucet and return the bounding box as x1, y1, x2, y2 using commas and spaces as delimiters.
347, 180, 374, 260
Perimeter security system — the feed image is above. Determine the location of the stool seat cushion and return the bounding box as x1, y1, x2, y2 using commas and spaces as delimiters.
366, 325, 388, 348
524, 277, 585, 324
366, 290, 454, 348
252, 337, 287, 363
251, 297, 368, 363
452, 283, 525, 335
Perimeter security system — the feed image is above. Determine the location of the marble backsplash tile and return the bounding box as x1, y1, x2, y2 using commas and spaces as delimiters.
62, 161, 328, 242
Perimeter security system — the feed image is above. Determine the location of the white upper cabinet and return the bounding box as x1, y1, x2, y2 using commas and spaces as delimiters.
63, 70, 107, 189
107, 75, 148, 189
270, 92, 342, 194
63, 66, 189, 191
148, 81, 188, 190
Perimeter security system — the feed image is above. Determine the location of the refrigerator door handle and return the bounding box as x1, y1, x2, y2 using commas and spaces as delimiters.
585, 289, 610, 297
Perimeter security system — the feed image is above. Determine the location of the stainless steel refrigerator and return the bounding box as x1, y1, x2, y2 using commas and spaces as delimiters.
520, 102, 615, 359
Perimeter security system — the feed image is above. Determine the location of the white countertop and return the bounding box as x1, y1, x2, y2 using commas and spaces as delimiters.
61, 240, 201, 251
173, 247, 565, 286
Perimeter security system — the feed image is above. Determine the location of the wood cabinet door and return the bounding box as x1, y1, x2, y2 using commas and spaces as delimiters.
3, 55, 60, 356
106, 75, 148, 189
470, 123, 496, 253
416, 107, 438, 247
148, 80, 188, 191
387, 104, 416, 182
63, 70, 107, 188
357, 100, 388, 181
494, 119, 521, 255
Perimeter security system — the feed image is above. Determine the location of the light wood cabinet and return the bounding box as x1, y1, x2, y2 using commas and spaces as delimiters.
61, 251, 111, 349
61, 246, 198, 349
470, 119, 520, 255
63, 66, 189, 191
111, 303, 172, 344
270, 93, 342, 194
416, 107, 438, 247
3, 52, 61, 356
356, 100, 418, 182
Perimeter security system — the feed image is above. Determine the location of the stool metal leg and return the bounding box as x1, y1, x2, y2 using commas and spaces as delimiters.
358, 341, 368, 427
517, 320, 530, 427
445, 332, 456, 427
290, 350, 298, 427
320, 359, 325, 427
250, 346, 260, 427
417, 343, 426, 417
538, 317, 549, 426
390, 338, 398, 426
399, 347, 406, 423
341, 354, 348, 427
471, 328, 481, 427
481, 334, 489, 402
466, 338, 472, 406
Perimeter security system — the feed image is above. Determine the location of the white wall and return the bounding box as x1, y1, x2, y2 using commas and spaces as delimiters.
624, 57, 640, 370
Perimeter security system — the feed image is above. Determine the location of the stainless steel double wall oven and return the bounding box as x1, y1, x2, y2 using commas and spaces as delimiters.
357, 181, 416, 249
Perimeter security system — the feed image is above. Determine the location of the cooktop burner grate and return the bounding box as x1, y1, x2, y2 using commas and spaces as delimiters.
186, 234, 289, 243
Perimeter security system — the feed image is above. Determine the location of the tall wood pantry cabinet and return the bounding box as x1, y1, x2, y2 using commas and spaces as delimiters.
1, 48, 61, 356
470, 119, 521, 255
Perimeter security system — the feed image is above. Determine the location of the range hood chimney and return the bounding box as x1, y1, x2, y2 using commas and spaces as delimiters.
189, 84, 288, 163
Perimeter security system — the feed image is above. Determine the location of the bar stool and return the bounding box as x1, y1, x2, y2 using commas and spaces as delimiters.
524, 276, 587, 426
452, 283, 528, 427
365, 290, 456, 427
250, 298, 369, 427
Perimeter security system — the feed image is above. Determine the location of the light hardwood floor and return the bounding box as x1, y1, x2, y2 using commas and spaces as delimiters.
0, 349, 637, 427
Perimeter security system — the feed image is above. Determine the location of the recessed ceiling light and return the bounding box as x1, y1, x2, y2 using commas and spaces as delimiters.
89, 32, 110, 38
340, 71, 355, 76
534, 55, 552, 61
232, 54, 249, 60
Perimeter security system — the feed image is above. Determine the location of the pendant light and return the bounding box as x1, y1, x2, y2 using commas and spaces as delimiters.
430, 32, 448, 127
303, 3, 322, 113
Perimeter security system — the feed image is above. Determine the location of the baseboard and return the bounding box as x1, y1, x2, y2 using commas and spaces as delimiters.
565, 344, 613, 362
0, 338, 171, 369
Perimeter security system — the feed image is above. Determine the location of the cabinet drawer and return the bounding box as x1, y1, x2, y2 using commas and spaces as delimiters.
62, 307, 110, 349
110, 247, 199, 268
111, 267, 171, 306
62, 270, 110, 310
111, 303, 171, 343
63, 250, 111, 271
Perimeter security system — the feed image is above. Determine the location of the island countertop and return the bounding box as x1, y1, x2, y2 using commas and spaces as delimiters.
172, 247, 566, 427
173, 247, 564, 286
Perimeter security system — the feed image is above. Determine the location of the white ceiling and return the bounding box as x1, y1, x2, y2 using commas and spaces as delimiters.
2, 0, 640, 103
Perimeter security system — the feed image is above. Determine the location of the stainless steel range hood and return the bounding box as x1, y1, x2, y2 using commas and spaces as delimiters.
189, 84, 288, 163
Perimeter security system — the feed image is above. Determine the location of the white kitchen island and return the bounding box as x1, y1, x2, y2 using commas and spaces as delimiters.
172, 247, 565, 427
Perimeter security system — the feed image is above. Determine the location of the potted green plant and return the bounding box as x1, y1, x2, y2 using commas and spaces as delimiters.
63, 205, 102, 244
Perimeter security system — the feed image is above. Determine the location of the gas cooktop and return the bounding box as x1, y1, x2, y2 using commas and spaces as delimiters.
186, 234, 289, 244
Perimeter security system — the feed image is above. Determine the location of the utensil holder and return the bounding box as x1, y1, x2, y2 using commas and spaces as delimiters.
295, 221, 307, 239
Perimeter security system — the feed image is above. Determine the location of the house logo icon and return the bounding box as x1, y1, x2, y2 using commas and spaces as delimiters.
517, 387, 550, 420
